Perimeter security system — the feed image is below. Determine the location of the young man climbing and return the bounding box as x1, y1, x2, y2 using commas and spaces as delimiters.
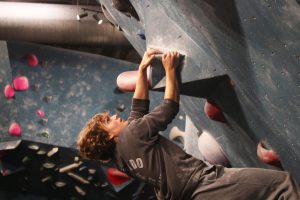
77, 49, 300, 200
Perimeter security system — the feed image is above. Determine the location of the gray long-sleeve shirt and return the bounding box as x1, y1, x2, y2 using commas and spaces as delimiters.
114, 99, 207, 200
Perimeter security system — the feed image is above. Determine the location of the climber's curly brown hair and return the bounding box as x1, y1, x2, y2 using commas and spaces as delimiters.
77, 112, 116, 162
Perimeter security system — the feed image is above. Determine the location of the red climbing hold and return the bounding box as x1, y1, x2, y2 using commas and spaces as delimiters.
36, 109, 45, 118
9, 122, 21, 136
27, 53, 39, 67
204, 100, 226, 123
4, 84, 15, 98
13, 76, 29, 91
107, 167, 130, 185
257, 141, 280, 166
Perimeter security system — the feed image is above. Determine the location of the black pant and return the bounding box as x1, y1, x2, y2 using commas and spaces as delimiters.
192, 165, 300, 200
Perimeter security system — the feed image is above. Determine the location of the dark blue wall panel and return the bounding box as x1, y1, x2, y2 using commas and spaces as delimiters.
7, 42, 137, 148
0, 41, 20, 148
2, 42, 185, 149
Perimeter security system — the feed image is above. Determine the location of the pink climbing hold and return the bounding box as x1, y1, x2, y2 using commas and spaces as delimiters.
27, 53, 39, 67
36, 109, 45, 118
13, 76, 29, 91
9, 122, 21, 136
198, 132, 230, 167
4, 84, 15, 98
116, 70, 151, 92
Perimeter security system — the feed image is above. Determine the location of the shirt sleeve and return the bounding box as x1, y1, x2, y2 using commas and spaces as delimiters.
145, 99, 179, 133
127, 98, 150, 123
129, 99, 179, 140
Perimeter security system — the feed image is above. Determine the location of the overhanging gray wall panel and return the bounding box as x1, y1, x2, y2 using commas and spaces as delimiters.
99, 0, 300, 182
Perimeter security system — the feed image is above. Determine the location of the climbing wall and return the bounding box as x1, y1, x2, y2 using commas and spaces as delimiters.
99, 0, 300, 182
3, 41, 184, 148
5, 41, 138, 148
0, 41, 141, 199
0, 41, 185, 199
0, 140, 156, 200
0, 41, 21, 150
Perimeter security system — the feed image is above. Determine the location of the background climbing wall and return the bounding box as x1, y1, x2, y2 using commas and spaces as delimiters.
0, 140, 156, 200
98, 0, 300, 183
4, 41, 185, 148
7, 41, 136, 148
0, 41, 185, 199
0, 41, 20, 149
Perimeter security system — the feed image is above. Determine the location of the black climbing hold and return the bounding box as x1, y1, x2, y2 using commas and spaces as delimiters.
116, 104, 126, 112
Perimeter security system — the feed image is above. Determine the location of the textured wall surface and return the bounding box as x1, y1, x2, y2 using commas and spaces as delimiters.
0, 41, 19, 147
1, 41, 185, 148
99, 0, 300, 182
0, 41, 185, 199
7, 42, 136, 148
